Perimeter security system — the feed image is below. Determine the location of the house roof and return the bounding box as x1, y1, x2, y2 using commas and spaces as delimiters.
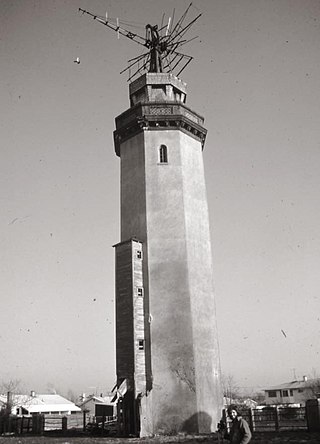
80, 394, 114, 407
0, 393, 81, 413
264, 378, 317, 391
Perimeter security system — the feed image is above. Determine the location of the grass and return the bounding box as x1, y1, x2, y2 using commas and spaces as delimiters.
1, 431, 320, 444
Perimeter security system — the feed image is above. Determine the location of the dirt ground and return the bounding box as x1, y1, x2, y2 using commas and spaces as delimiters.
0, 431, 320, 444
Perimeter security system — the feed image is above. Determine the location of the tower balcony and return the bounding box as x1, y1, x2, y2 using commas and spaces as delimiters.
113, 102, 207, 157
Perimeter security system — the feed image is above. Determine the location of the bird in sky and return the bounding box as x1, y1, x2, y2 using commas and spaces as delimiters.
74, 57, 80, 64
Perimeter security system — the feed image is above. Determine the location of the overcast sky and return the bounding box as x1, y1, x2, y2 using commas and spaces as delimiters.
1, 0, 320, 398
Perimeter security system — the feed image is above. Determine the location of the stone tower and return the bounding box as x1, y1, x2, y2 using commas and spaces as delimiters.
113, 72, 223, 437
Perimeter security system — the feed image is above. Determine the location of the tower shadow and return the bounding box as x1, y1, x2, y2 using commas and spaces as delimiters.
181, 411, 212, 434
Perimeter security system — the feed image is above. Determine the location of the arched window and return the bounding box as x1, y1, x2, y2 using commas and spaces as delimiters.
159, 144, 168, 163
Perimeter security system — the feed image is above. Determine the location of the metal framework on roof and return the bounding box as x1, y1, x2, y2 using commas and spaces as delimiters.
79, 3, 201, 82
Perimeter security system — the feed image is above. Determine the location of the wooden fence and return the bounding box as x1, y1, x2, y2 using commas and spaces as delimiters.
43, 413, 83, 431
0, 407, 308, 436
0, 413, 84, 435
0, 415, 32, 435
226, 406, 307, 432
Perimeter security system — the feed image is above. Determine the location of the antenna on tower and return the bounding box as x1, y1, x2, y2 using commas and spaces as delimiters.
78, 3, 201, 82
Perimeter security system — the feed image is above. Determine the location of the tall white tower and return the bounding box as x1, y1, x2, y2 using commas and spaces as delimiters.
79, 4, 223, 437
113, 72, 223, 436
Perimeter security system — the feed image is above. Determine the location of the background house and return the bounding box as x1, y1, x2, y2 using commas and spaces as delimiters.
243, 398, 258, 409
264, 376, 320, 406
0, 391, 81, 415
79, 394, 115, 419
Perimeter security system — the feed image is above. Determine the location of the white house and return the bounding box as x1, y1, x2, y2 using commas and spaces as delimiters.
264, 377, 319, 406
79, 394, 115, 418
0, 392, 81, 415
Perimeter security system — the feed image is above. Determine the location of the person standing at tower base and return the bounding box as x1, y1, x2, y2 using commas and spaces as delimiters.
225, 405, 252, 444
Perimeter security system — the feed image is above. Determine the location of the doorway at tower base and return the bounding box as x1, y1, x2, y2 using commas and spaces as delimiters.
117, 391, 140, 437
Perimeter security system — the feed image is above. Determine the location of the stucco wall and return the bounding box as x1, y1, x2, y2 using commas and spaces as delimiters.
180, 131, 222, 430
118, 127, 222, 436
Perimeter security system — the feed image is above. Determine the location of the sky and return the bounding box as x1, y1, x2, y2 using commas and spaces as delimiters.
1, 0, 320, 398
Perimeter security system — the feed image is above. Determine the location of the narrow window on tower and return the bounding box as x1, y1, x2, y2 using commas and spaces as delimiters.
136, 250, 142, 259
159, 144, 168, 163
138, 339, 145, 350
137, 287, 144, 297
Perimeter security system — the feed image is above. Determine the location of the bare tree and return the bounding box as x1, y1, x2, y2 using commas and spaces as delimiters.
0, 379, 24, 414
221, 374, 240, 405
250, 390, 265, 404
46, 382, 57, 394
0, 379, 22, 394
308, 369, 320, 398
309, 379, 320, 398
66, 389, 77, 403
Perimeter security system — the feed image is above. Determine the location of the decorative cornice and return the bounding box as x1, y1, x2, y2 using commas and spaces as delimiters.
113, 102, 207, 157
